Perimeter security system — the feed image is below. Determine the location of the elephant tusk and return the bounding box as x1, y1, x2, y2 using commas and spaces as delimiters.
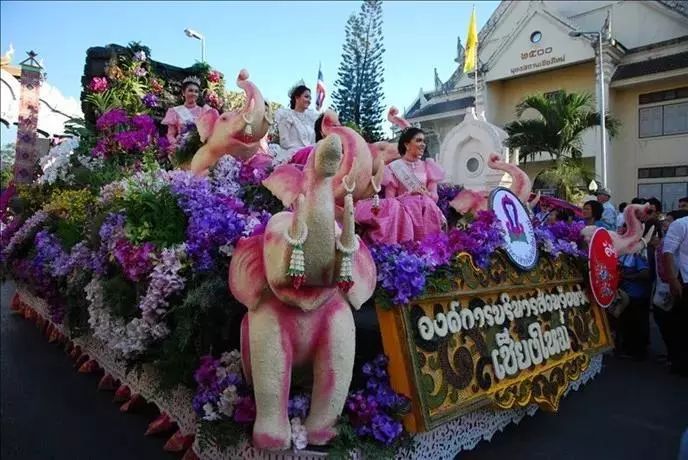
264, 104, 274, 125
342, 175, 356, 194
370, 176, 381, 193
242, 113, 254, 137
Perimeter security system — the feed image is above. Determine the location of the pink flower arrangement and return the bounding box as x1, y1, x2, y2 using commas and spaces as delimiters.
88, 76, 109, 93
207, 70, 222, 83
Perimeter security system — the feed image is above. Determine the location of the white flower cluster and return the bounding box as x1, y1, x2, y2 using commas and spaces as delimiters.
121, 168, 172, 199
38, 138, 80, 185
138, 244, 187, 324
76, 154, 105, 171
2, 210, 49, 258
86, 278, 169, 358
290, 417, 308, 450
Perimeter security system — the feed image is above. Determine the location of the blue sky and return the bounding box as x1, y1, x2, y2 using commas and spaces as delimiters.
0, 0, 498, 142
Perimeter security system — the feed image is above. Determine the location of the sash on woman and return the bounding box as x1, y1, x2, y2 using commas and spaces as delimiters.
388, 159, 427, 194
174, 106, 195, 125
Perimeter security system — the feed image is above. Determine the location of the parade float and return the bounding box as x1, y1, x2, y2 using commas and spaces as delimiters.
0, 43, 650, 459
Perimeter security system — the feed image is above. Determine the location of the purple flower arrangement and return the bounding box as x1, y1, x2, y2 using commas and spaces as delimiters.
437, 183, 463, 219
142, 92, 159, 108
534, 219, 586, 259
445, 210, 505, 269
371, 243, 429, 305
112, 239, 157, 282
191, 351, 255, 423
91, 110, 162, 158
371, 211, 505, 305
170, 171, 247, 271
345, 355, 408, 446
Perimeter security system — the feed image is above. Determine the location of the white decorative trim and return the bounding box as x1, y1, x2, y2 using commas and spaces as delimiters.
15, 286, 604, 460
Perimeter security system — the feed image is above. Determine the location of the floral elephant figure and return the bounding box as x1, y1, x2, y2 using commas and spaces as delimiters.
190, 69, 274, 175
228, 134, 377, 450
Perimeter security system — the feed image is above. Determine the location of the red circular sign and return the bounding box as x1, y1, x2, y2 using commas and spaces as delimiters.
588, 228, 619, 308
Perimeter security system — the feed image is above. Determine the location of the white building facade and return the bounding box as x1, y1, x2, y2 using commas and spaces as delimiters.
405, 1, 688, 210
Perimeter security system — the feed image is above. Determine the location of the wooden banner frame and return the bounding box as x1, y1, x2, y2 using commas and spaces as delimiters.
376, 251, 613, 433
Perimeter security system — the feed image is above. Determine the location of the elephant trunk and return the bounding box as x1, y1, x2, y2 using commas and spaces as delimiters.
236, 69, 270, 141
387, 106, 411, 129
301, 135, 342, 286
488, 153, 532, 204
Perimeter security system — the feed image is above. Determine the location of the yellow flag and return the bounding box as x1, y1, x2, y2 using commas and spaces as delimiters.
463, 7, 478, 73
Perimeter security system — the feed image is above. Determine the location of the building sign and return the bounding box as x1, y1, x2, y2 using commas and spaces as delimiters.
490, 187, 538, 271
376, 253, 613, 432
520, 46, 554, 60
510, 55, 567, 76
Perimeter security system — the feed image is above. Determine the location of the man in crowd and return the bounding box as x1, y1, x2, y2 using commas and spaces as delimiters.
662, 214, 688, 376
596, 188, 617, 230
679, 196, 688, 210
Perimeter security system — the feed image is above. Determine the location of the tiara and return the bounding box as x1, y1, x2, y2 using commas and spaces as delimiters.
182, 75, 201, 86
287, 79, 306, 98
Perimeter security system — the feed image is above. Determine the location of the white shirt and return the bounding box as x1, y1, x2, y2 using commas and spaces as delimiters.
616, 212, 625, 230
663, 216, 688, 282
273, 108, 319, 161
601, 201, 617, 229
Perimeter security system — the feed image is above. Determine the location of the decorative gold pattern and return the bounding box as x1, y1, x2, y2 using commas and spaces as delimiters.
376, 250, 613, 433
493, 353, 590, 412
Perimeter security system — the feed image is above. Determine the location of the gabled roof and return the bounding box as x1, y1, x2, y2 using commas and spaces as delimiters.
611, 51, 688, 81
657, 0, 688, 18
407, 96, 475, 119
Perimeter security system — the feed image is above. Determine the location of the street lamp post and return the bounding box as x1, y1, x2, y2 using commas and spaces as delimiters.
184, 28, 205, 62
569, 30, 607, 188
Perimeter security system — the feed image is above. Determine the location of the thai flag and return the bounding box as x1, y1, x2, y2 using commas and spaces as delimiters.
315, 66, 326, 111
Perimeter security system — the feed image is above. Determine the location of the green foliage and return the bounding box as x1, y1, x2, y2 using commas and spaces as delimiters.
53, 219, 84, 250
101, 273, 139, 319
127, 41, 152, 58
85, 90, 122, 116
173, 129, 202, 167
142, 271, 245, 392
1, 142, 15, 189
197, 420, 249, 453
505, 91, 620, 162
64, 269, 93, 337
537, 157, 596, 202
120, 186, 187, 248
332, 0, 386, 142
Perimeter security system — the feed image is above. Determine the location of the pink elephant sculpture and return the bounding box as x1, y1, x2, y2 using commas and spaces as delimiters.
263, 110, 384, 209
367, 106, 411, 165
228, 134, 377, 450
190, 69, 274, 174
449, 152, 532, 214
581, 203, 654, 256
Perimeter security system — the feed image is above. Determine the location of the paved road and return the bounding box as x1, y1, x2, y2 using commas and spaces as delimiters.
2, 282, 686, 460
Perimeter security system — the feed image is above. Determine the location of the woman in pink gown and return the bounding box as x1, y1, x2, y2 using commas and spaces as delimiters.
356, 127, 446, 244
161, 76, 213, 147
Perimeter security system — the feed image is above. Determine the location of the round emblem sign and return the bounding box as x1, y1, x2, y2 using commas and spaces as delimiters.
489, 187, 538, 271
588, 228, 619, 308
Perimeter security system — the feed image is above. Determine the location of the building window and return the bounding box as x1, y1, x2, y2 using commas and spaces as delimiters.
530, 31, 542, 44
638, 102, 688, 138
637, 166, 688, 179
638, 87, 688, 105
637, 182, 688, 212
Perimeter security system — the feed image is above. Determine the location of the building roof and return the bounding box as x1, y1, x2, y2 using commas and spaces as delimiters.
611, 51, 688, 81
407, 96, 475, 119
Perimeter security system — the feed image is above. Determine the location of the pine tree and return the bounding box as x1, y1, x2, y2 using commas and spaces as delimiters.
332, 0, 385, 142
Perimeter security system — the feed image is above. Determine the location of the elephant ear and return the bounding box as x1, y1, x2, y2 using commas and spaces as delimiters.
262, 164, 304, 208
345, 241, 377, 310
229, 235, 268, 310
196, 108, 220, 143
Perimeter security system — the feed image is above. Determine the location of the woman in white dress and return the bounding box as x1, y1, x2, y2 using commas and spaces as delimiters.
272, 83, 320, 162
